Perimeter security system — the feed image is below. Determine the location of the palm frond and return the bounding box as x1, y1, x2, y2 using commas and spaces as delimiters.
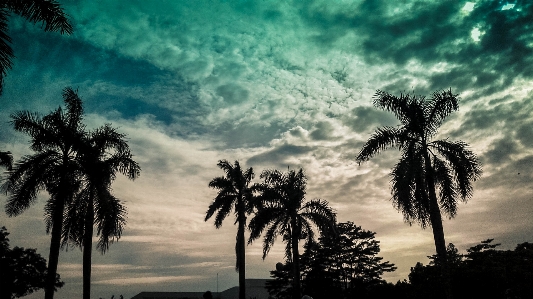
432, 156, 458, 218
356, 127, 409, 163
0, 150, 13, 170
4, 0, 73, 34
431, 140, 482, 200
425, 89, 459, 137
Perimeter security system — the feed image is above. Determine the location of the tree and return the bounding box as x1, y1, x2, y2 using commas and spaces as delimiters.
0, 226, 64, 299
249, 168, 336, 299
62, 124, 140, 299
0, 0, 72, 94
356, 89, 482, 299
205, 160, 255, 299
268, 222, 396, 299
2, 87, 87, 299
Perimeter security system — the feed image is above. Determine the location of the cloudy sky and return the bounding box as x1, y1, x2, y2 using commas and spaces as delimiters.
1, 0, 532, 298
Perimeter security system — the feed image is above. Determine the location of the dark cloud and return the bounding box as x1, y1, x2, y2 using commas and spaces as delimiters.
310, 121, 338, 140
247, 143, 314, 167
342, 106, 399, 133
483, 137, 520, 165
215, 83, 250, 105
516, 123, 533, 147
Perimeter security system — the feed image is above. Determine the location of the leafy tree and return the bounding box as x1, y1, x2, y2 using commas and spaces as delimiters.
62, 124, 140, 299
249, 168, 336, 299
0, 226, 63, 299
268, 222, 395, 299
2, 87, 87, 299
356, 89, 482, 299
406, 240, 533, 299
205, 160, 255, 299
0, 0, 72, 94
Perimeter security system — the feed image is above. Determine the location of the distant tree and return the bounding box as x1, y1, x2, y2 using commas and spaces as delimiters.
2, 87, 86, 299
406, 239, 533, 299
202, 290, 213, 299
0, 226, 64, 299
62, 124, 140, 299
356, 89, 482, 299
268, 222, 395, 299
249, 168, 336, 299
0, 0, 72, 94
205, 160, 255, 299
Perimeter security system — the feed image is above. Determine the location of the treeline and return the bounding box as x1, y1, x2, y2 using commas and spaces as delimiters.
267, 238, 533, 299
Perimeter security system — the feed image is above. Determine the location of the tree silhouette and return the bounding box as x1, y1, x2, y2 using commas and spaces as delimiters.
249, 168, 336, 299
2, 87, 86, 299
0, 0, 72, 94
0, 226, 64, 299
205, 160, 255, 299
356, 89, 482, 299
62, 124, 140, 299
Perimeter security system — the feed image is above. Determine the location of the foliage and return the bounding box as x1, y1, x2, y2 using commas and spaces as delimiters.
266, 222, 395, 299
406, 239, 533, 299
0, 227, 63, 299
0, 0, 72, 94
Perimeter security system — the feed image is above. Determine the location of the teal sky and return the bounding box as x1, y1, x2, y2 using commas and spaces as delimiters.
1, 0, 533, 298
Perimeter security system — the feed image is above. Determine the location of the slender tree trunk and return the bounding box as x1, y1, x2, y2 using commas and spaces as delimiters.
424, 152, 452, 299
237, 212, 246, 299
83, 195, 94, 299
45, 196, 65, 299
290, 219, 301, 299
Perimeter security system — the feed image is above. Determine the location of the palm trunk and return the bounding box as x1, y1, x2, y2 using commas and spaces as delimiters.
237, 215, 246, 299
83, 195, 94, 299
290, 219, 301, 299
45, 196, 65, 299
424, 152, 452, 299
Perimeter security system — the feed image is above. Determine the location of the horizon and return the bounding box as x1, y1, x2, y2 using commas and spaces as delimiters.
1, 0, 533, 298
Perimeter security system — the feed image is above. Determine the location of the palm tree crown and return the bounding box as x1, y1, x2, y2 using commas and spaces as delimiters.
2, 87, 86, 299
0, 0, 72, 93
249, 168, 336, 299
62, 124, 140, 299
205, 160, 254, 299
356, 89, 482, 227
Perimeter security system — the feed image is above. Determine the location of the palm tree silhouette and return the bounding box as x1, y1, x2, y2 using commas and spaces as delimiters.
0, 0, 72, 94
205, 160, 255, 299
355, 89, 482, 299
62, 124, 140, 299
2, 87, 86, 299
248, 168, 336, 299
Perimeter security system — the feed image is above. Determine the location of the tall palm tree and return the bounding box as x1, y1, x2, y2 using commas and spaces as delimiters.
2, 87, 86, 299
205, 160, 255, 299
0, 0, 72, 94
355, 89, 482, 299
248, 168, 336, 299
62, 124, 140, 299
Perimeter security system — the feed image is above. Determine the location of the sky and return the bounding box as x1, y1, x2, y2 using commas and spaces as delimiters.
1, 0, 532, 298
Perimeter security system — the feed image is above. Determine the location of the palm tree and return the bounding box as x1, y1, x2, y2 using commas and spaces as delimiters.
0, 0, 72, 94
205, 160, 255, 299
62, 124, 140, 299
355, 89, 482, 299
2, 87, 86, 299
248, 168, 336, 299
